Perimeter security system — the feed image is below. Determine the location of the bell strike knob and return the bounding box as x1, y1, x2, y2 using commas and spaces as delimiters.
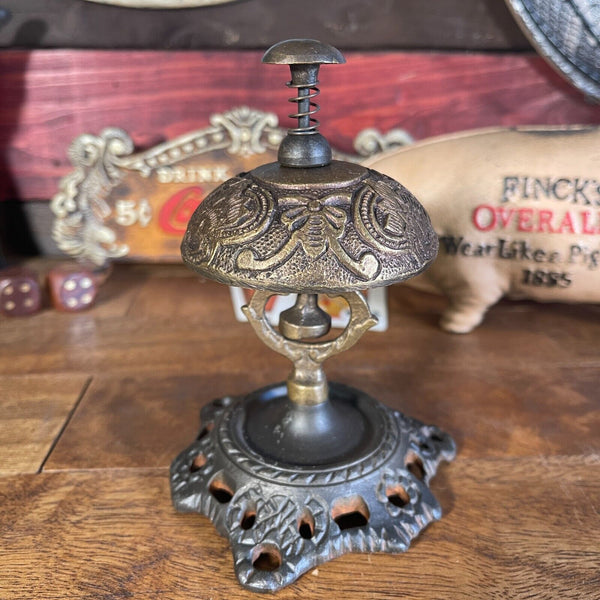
262, 39, 345, 168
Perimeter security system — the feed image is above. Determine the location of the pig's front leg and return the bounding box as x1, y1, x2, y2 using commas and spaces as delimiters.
440, 293, 499, 333
428, 261, 507, 333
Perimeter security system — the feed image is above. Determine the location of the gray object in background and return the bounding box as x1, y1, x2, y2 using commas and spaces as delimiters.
505, 0, 600, 100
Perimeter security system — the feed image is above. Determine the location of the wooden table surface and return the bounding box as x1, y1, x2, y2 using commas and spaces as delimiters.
1, 262, 599, 599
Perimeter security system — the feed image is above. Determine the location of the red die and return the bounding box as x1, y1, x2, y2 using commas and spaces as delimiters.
0, 268, 42, 317
48, 267, 99, 312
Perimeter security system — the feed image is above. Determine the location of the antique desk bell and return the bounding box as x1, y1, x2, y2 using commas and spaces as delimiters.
170, 39, 455, 592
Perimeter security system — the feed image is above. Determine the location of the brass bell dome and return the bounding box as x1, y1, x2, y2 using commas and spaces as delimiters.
181, 161, 438, 293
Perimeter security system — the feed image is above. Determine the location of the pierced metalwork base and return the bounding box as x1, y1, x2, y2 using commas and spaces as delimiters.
170, 382, 455, 592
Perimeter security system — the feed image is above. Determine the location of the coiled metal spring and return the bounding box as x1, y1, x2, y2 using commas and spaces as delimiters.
287, 80, 320, 135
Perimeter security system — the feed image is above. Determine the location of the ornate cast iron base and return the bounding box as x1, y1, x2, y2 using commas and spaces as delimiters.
170, 382, 455, 592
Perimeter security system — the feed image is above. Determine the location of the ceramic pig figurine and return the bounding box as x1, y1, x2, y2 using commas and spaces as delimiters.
364, 126, 600, 333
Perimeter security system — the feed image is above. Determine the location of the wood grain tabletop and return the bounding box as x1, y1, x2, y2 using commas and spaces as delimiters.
1, 261, 598, 599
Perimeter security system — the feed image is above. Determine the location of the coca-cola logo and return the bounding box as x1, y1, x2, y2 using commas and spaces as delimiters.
158, 186, 204, 234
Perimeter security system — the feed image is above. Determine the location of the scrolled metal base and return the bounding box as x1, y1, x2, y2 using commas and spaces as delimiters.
170, 382, 455, 592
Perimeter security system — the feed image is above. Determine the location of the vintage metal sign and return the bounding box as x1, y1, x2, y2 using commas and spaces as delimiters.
50, 107, 408, 266
51, 108, 285, 265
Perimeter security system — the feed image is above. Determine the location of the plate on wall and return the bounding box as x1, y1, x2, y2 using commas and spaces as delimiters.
505, 0, 600, 100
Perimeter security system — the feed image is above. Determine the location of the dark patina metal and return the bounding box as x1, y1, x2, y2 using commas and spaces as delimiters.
172, 39, 455, 592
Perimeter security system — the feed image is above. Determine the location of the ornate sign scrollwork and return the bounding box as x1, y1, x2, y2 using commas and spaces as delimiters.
50, 128, 134, 265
